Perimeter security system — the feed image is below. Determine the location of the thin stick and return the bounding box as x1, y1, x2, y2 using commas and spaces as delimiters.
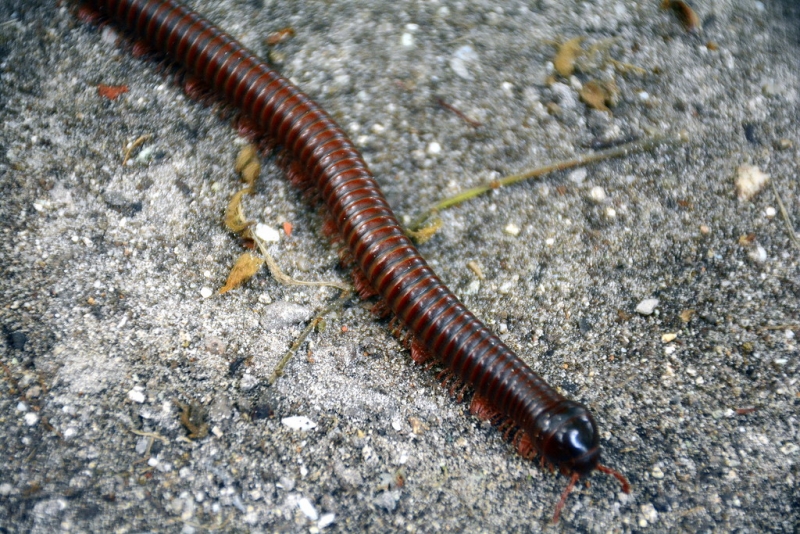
268, 289, 352, 385
254, 236, 351, 292
408, 132, 689, 232
122, 134, 153, 165
770, 179, 800, 250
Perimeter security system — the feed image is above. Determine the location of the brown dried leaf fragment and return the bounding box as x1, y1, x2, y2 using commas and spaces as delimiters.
580, 79, 618, 112
235, 144, 258, 174
224, 188, 254, 233
661, 0, 701, 33
173, 399, 209, 439
265, 27, 295, 46
97, 84, 129, 100
241, 160, 261, 188
554, 37, 583, 77
219, 253, 265, 294
679, 309, 696, 323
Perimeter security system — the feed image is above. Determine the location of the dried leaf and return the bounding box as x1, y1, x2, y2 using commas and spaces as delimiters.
235, 144, 258, 174
224, 188, 253, 233
407, 217, 443, 245
580, 80, 618, 112
265, 27, 295, 46
554, 37, 583, 77
283, 221, 293, 236
679, 309, 696, 323
241, 160, 261, 188
97, 84, 129, 100
219, 253, 265, 294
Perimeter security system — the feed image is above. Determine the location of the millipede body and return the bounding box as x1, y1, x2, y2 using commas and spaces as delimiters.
78, 0, 629, 520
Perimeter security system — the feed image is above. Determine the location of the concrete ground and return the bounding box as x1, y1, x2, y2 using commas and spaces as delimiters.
1, 0, 798, 532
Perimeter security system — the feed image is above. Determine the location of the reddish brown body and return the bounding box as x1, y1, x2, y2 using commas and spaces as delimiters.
79, 0, 628, 521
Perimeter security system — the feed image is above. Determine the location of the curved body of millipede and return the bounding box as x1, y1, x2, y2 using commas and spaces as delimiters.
77, 0, 629, 521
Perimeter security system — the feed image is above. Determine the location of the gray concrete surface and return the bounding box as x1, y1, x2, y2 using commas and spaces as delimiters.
1, 0, 798, 532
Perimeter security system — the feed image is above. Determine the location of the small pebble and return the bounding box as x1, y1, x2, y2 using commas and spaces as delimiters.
589, 186, 606, 202
426, 142, 441, 156
449, 45, 478, 80
253, 223, 280, 243
651, 466, 665, 479
400, 33, 413, 47
0, 483, 13, 496
200, 287, 213, 299
281, 416, 316, 431
568, 168, 587, 184
277, 476, 296, 491
735, 165, 769, 201
297, 497, 318, 521
135, 437, 149, 455
640, 503, 658, 523
261, 302, 313, 331
24, 412, 39, 426
747, 244, 767, 264
128, 388, 146, 404
504, 223, 521, 236
765, 206, 776, 218
636, 298, 659, 315
318, 513, 336, 529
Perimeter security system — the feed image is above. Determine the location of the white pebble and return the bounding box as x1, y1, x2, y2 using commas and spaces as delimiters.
24, 413, 39, 426
605, 207, 616, 219
0, 483, 13, 496
128, 388, 146, 404
651, 466, 665, 479
449, 45, 478, 80
640, 503, 658, 523
254, 223, 280, 243
504, 223, 521, 236
638, 91, 650, 101
426, 141, 441, 155
735, 165, 769, 201
297, 497, 319, 521
318, 513, 336, 529
636, 298, 659, 315
400, 33, 413, 47
765, 206, 776, 218
200, 287, 213, 299
747, 244, 767, 264
589, 186, 607, 202
281, 416, 316, 431
64, 427, 78, 440
545, 237, 555, 246
568, 168, 587, 184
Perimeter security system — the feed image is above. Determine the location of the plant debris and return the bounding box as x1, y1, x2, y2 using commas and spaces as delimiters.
218, 252, 265, 294
554, 37, 583, 77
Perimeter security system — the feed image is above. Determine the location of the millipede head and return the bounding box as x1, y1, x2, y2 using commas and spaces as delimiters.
538, 401, 600, 478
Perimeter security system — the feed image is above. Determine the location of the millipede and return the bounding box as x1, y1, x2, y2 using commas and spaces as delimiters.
76, 0, 630, 522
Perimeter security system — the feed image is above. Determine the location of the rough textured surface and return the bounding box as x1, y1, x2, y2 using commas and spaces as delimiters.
0, 0, 798, 532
